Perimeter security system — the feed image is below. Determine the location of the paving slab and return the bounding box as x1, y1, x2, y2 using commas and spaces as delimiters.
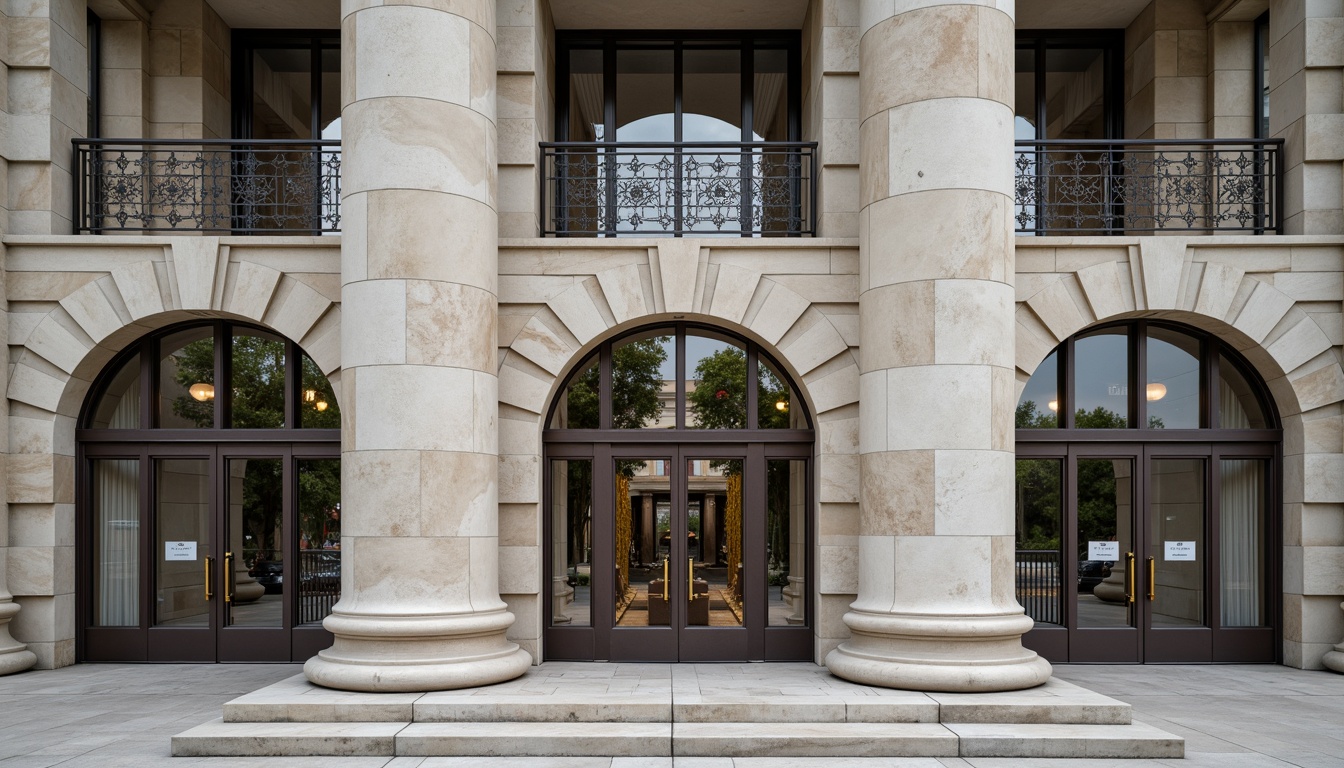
947, 721, 1185, 759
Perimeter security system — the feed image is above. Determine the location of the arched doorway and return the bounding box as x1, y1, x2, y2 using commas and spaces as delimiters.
544, 324, 814, 661
77, 321, 341, 662
1014, 320, 1281, 663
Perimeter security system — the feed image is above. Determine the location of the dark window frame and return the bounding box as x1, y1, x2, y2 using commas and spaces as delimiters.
1016, 29, 1126, 140
87, 9, 101, 137
231, 28, 341, 140
554, 30, 802, 145
77, 319, 341, 441
543, 322, 815, 438
1017, 320, 1282, 440
1254, 12, 1271, 140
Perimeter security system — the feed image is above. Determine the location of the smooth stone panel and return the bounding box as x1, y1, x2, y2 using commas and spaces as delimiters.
928, 678, 1131, 725
223, 675, 421, 723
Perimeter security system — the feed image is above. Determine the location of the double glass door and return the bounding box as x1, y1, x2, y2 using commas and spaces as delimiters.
82, 443, 340, 662
1017, 443, 1275, 663
546, 443, 810, 661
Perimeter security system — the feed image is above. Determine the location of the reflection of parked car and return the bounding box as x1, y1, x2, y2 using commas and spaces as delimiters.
1078, 560, 1112, 591
250, 560, 284, 594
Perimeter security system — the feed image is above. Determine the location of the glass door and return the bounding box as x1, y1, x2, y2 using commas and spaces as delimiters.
678, 454, 749, 661
1142, 449, 1211, 661
606, 450, 677, 660
148, 455, 215, 661
219, 454, 289, 661
1068, 445, 1140, 662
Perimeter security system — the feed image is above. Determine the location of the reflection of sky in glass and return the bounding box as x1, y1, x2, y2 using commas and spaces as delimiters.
1147, 333, 1199, 429
1073, 331, 1128, 424
681, 334, 736, 381
1018, 350, 1058, 426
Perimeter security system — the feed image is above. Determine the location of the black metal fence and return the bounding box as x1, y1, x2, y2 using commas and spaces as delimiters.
540, 141, 817, 237
298, 550, 340, 625
1015, 139, 1284, 235
1015, 549, 1061, 625
74, 138, 341, 234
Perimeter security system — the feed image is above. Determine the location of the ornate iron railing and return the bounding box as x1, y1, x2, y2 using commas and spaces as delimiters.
1015, 139, 1284, 235
1016, 549, 1061, 625
540, 141, 817, 237
74, 138, 341, 234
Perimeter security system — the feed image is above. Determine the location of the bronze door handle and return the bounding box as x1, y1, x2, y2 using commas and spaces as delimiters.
687, 557, 695, 601
1146, 556, 1156, 601
1125, 551, 1135, 605
224, 551, 234, 603
204, 556, 214, 601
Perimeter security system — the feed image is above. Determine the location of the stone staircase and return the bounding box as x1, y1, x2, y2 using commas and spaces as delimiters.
171, 663, 1184, 759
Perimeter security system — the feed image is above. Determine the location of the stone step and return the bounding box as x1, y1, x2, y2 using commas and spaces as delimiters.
948, 721, 1185, 759
171, 719, 404, 757
170, 719, 1183, 759
221, 674, 1128, 726
672, 722, 958, 757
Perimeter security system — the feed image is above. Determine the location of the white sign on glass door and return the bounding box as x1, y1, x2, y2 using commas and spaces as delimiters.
1087, 541, 1120, 561
164, 541, 198, 561
1164, 541, 1196, 561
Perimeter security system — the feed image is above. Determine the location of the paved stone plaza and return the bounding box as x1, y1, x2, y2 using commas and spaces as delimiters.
1, 663, 1341, 766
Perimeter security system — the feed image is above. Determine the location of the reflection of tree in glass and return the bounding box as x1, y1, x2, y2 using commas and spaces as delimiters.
298, 460, 341, 551
561, 340, 668, 575
689, 347, 747, 429
1077, 459, 1120, 558
1015, 400, 1057, 429
169, 338, 215, 427
1015, 460, 1061, 551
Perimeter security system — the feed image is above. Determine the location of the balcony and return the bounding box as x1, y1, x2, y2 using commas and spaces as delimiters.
541, 141, 817, 237
1014, 139, 1284, 236
74, 139, 341, 235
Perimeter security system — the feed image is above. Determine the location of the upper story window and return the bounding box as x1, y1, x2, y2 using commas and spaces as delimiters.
545, 33, 814, 238
1014, 31, 1123, 143
234, 31, 342, 142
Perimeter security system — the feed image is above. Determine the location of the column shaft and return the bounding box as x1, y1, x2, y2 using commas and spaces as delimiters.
826, 0, 1050, 692
304, 0, 529, 692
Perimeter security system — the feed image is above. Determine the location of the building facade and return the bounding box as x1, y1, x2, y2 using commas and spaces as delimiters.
0, 0, 1342, 690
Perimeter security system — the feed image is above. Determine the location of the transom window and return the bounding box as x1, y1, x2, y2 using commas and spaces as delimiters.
85, 320, 339, 432
1016, 321, 1274, 432
547, 324, 810, 432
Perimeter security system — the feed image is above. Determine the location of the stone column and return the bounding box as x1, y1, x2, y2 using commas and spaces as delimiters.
827, 0, 1051, 692
304, 0, 530, 692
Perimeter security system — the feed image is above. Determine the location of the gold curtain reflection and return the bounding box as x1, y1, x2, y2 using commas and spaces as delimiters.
616, 474, 632, 597
725, 472, 742, 596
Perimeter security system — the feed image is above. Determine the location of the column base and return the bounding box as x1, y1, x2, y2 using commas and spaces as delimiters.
0, 602, 37, 676
305, 608, 533, 692
1324, 646, 1344, 674
826, 609, 1052, 692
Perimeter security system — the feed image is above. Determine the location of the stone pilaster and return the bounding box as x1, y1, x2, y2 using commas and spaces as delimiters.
1269, 0, 1344, 234
304, 0, 531, 692
826, 0, 1050, 692
0, 236, 37, 677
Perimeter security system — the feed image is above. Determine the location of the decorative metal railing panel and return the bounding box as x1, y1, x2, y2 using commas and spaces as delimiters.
1015, 139, 1284, 235
541, 141, 817, 237
74, 139, 341, 234
1015, 549, 1061, 625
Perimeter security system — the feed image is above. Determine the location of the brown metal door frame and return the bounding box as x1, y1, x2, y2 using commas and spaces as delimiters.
1141, 443, 1213, 662
544, 439, 813, 662
1208, 442, 1278, 663
79, 440, 337, 663
1066, 442, 1143, 663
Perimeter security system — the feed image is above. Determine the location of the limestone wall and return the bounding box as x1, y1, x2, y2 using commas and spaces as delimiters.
2, 236, 339, 667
